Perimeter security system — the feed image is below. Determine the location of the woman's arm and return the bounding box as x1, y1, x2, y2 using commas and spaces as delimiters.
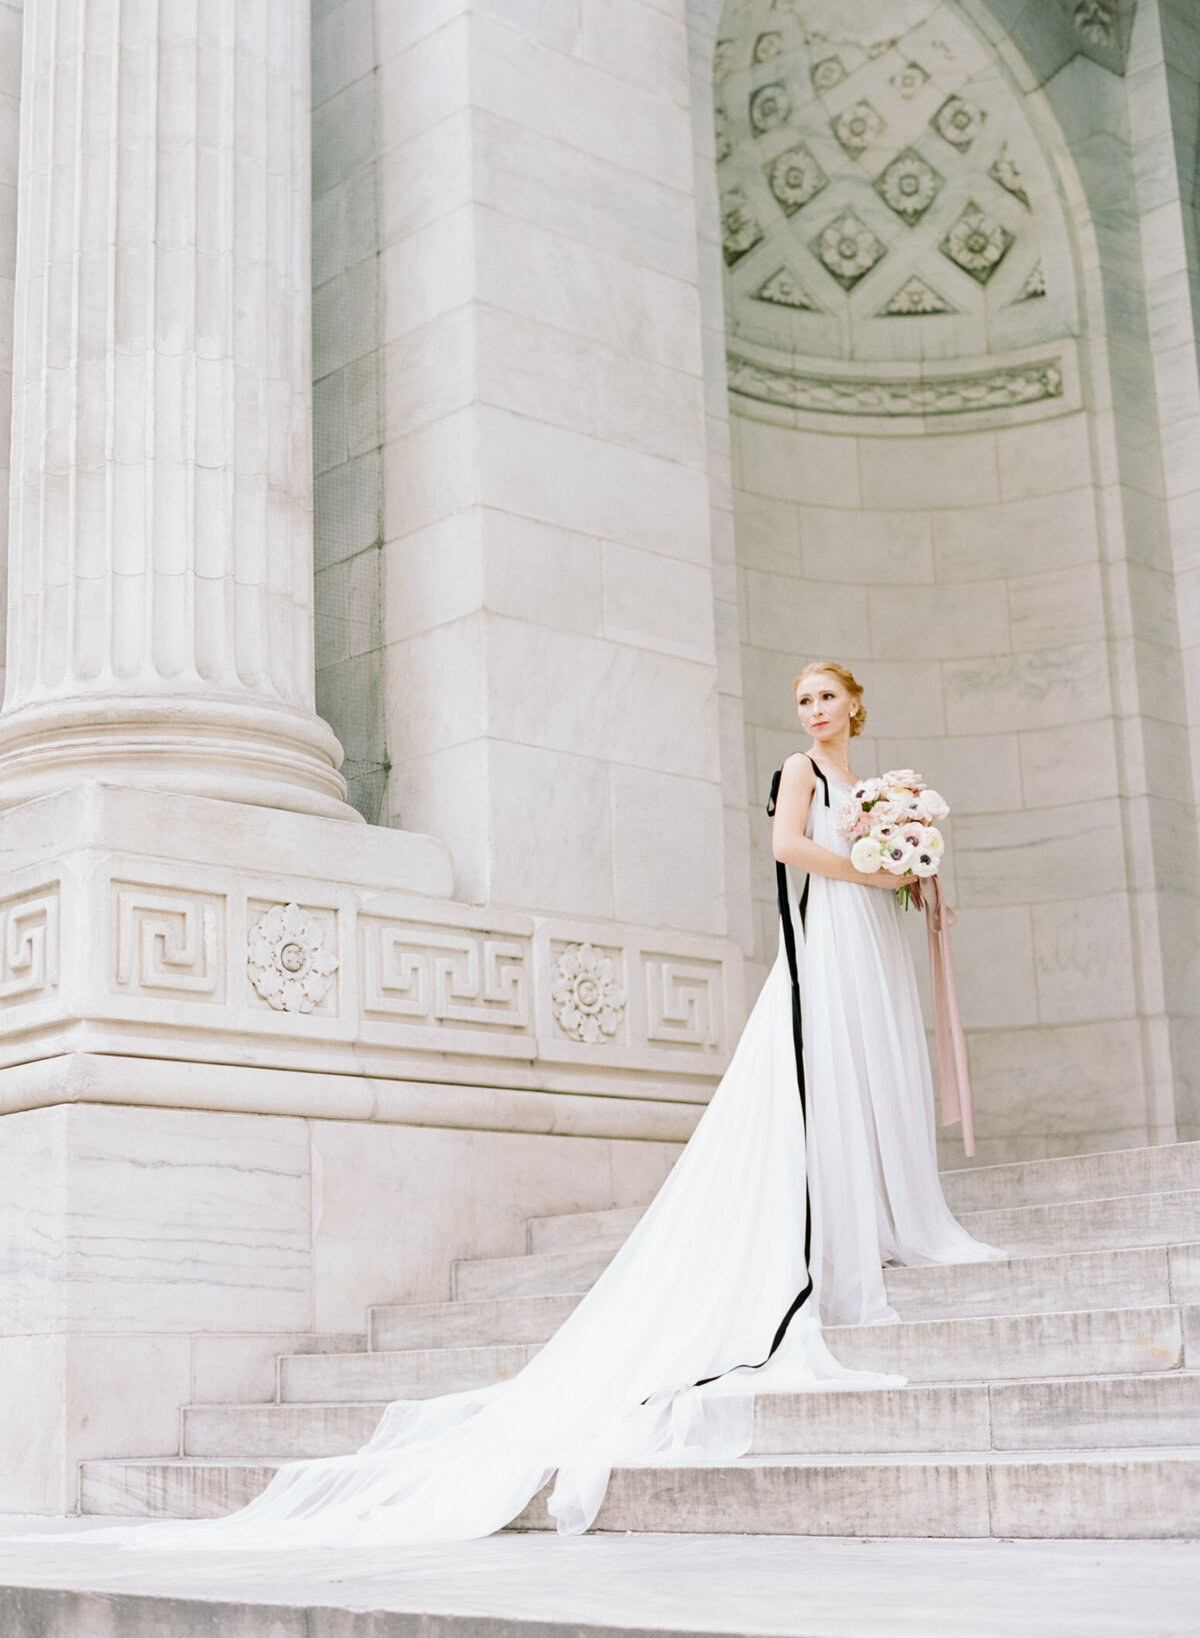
771, 754, 915, 889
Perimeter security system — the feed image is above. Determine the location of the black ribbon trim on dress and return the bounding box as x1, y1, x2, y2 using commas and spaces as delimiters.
693, 753, 826, 1387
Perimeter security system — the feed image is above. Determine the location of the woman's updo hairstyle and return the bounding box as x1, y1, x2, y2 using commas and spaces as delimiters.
793, 660, 867, 738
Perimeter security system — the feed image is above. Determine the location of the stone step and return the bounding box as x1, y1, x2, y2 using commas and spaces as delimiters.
751, 1371, 1200, 1455
279, 1343, 537, 1403
453, 1242, 614, 1302
183, 1402, 385, 1459
10, 1534, 1196, 1638
526, 1204, 642, 1255
455, 1193, 1200, 1303
179, 1369, 1200, 1461
959, 1188, 1200, 1254
370, 1243, 1200, 1350
826, 1303, 1190, 1383
80, 1444, 1200, 1536
940, 1141, 1200, 1214
515, 1447, 1200, 1540
273, 1303, 1193, 1405
368, 1292, 581, 1352
520, 1143, 1200, 1255
79, 1458, 279, 1521
884, 1242, 1197, 1322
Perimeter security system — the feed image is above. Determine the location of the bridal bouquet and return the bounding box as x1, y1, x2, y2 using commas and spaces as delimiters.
836, 769, 948, 909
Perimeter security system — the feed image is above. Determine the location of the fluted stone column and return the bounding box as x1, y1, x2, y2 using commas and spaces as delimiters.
0, 0, 356, 821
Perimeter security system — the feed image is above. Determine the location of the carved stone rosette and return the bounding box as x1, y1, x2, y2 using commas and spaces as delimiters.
550, 943, 627, 1044
247, 903, 339, 1014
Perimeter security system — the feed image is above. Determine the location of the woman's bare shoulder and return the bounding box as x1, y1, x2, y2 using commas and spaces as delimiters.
779, 750, 815, 787
772, 751, 815, 818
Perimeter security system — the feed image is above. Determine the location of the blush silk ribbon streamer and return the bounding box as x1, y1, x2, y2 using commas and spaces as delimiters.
912, 875, 975, 1158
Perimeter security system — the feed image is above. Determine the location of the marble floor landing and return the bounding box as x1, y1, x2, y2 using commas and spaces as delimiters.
0, 1519, 1197, 1638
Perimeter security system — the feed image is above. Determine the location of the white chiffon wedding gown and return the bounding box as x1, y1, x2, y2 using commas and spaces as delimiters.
117, 753, 1003, 1549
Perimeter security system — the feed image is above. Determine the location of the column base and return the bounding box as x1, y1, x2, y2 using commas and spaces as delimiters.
0, 694, 360, 822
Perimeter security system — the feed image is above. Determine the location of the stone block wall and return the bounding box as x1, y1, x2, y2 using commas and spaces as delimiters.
733, 409, 1161, 1163
0, 0, 21, 708
373, 2, 733, 937
1125, 1, 1200, 813
311, 0, 389, 823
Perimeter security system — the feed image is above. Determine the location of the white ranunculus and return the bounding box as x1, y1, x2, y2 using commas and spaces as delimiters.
919, 789, 949, 822
924, 826, 944, 856
851, 836, 885, 873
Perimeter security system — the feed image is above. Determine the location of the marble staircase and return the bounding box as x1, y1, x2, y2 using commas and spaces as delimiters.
79, 1141, 1200, 1537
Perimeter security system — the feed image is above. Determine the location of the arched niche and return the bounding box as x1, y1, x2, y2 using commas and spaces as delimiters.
690, 0, 1200, 1162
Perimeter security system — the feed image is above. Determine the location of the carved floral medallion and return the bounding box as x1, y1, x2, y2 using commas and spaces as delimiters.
248, 902, 338, 1013
722, 187, 764, 265
813, 209, 887, 290
989, 143, 1029, 208
832, 99, 885, 159
749, 81, 791, 135
810, 56, 846, 91
767, 143, 828, 215
940, 200, 1013, 284
551, 943, 626, 1044
890, 61, 929, 99
932, 94, 985, 152
875, 148, 944, 225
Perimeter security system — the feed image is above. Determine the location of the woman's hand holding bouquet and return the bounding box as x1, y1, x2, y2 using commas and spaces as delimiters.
836, 770, 949, 909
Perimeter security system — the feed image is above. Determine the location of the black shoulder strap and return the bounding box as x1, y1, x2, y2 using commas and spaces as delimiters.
697, 757, 826, 1387
740, 755, 827, 1364
767, 752, 829, 817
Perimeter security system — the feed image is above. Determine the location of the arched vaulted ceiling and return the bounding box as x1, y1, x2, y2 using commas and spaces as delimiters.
711, 0, 1113, 426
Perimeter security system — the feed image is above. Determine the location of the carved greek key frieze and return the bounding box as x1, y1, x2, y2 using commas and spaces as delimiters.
362, 923, 529, 1030
643, 956, 723, 1051
0, 885, 60, 1002
114, 884, 224, 999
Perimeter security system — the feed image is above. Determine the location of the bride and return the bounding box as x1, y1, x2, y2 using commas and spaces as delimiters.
123, 660, 1004, 1548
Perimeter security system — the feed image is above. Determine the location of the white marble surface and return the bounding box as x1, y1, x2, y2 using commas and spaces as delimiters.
0, 1525, 1196, 1638
0, 1337, 191, 1514
0, 1106, 313, 1336
375, 0, 734, 936
307, 1118, 680, 1329
0, 0, 356, 821
0, 0, 18, 711
0, 1096, 682, 1508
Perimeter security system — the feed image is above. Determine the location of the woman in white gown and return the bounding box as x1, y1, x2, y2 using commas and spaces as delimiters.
120, 661, 1003, 1549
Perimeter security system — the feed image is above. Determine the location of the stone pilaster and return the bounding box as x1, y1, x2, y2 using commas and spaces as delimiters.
0, 0, 355, 820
